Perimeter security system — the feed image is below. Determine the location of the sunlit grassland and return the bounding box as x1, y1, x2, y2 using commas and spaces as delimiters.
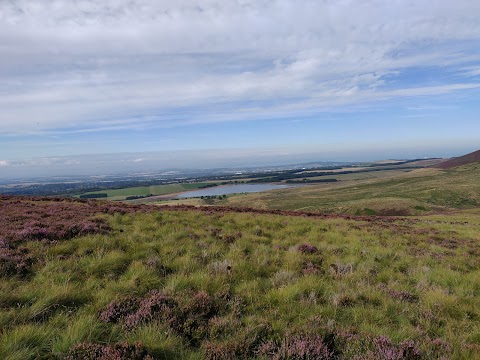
1, 208, 479, 359
226, 164, 480, 215
304, 169, 412, 181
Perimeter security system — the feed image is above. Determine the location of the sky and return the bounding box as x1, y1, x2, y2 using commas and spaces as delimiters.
0, 0, 479, 177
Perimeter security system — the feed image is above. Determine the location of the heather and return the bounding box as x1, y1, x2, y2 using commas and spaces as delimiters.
0, 196, 479, 359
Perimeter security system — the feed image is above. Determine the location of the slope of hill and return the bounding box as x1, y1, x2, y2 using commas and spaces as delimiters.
225, 163, 480, 215
0, 195, 479, 359
435, 149, 480, 169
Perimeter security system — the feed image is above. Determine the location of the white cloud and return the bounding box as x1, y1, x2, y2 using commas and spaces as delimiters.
0, 0, 480, 134
0, 160, 10, 166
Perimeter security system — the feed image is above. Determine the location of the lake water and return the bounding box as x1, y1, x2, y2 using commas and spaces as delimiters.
176, 183, 296, 198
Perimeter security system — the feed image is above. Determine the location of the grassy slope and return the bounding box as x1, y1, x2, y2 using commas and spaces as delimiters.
226, 164, 480, 215
1, 202, 479, 359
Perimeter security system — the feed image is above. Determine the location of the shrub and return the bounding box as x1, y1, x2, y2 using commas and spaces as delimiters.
203, 323, 272, 359
373, 336, 422, 360
297, 244, 319, 254
257, 333, 333, 359
0, 244, 33, 277
378, 284, 419, 303
99, 297, 140, 324
66, 341, 154, 360
123, 291, 177, 330
143, 257, 173, 276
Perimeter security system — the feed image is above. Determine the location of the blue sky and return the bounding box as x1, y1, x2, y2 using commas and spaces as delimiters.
0, 0, 479, 177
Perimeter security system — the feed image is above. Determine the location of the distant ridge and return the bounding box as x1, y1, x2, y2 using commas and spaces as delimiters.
435, 149, 480, 169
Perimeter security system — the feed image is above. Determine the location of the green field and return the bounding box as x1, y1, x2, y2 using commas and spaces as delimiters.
226, 164, 480, 215
304, 169, 412, 182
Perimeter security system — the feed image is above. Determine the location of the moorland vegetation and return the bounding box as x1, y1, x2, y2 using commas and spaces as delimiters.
1, 193, 479, 359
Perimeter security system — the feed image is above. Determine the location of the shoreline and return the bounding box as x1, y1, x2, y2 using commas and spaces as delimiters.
126, 182, 299, 203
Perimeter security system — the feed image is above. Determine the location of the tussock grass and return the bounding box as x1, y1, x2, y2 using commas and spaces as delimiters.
0, 202, 479, 358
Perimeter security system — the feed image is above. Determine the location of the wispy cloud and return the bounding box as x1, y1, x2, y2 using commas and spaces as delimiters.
0, 0, 479, 136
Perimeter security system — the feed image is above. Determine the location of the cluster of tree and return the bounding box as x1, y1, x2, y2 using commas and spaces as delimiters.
125, 194, 154, 200
197, 183, 218, 188
199, 194, 227, 204
200, 195, 227, 200
285, 179, 338, 184
79, 193, 108, 199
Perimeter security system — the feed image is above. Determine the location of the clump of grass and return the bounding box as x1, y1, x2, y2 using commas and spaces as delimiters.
329, 262, 354, 277
271, 270, 297, 287
1, 197, 479, 358
209, 259, 232, 275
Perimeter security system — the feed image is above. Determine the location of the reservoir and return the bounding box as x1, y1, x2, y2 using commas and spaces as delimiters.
176, 183, 296, 199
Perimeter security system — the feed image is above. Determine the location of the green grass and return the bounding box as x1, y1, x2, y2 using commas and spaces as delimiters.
227, 164, 480, 215
1, 207, 479, 359
305, 169, 412, 181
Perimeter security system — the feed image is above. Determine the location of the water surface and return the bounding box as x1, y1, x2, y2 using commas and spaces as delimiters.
176, 183, 296, 198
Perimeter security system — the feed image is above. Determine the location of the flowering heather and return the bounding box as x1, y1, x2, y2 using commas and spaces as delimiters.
0, 242, 33, 277
203, 323, 272, 360
143, 256, 173, 276
373, 336, 422, 360
378, 284, 419, 303
0, 195, 477, 358
98, 296, 140, 324
297, 243, 319, 254
302, 261, 322, 275
257, 334, 333, 359
123, 290, 178, 330
66, 341, 154, 360
100, 290, 220, 345
0, 196, 121, 245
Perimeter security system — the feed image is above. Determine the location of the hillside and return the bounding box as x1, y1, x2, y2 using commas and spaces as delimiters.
435, 149, 480, 169
1, 195, 479, 359
225, 163, 480, 215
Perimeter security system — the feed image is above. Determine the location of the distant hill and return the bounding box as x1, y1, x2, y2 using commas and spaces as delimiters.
435, 149, 480, 169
